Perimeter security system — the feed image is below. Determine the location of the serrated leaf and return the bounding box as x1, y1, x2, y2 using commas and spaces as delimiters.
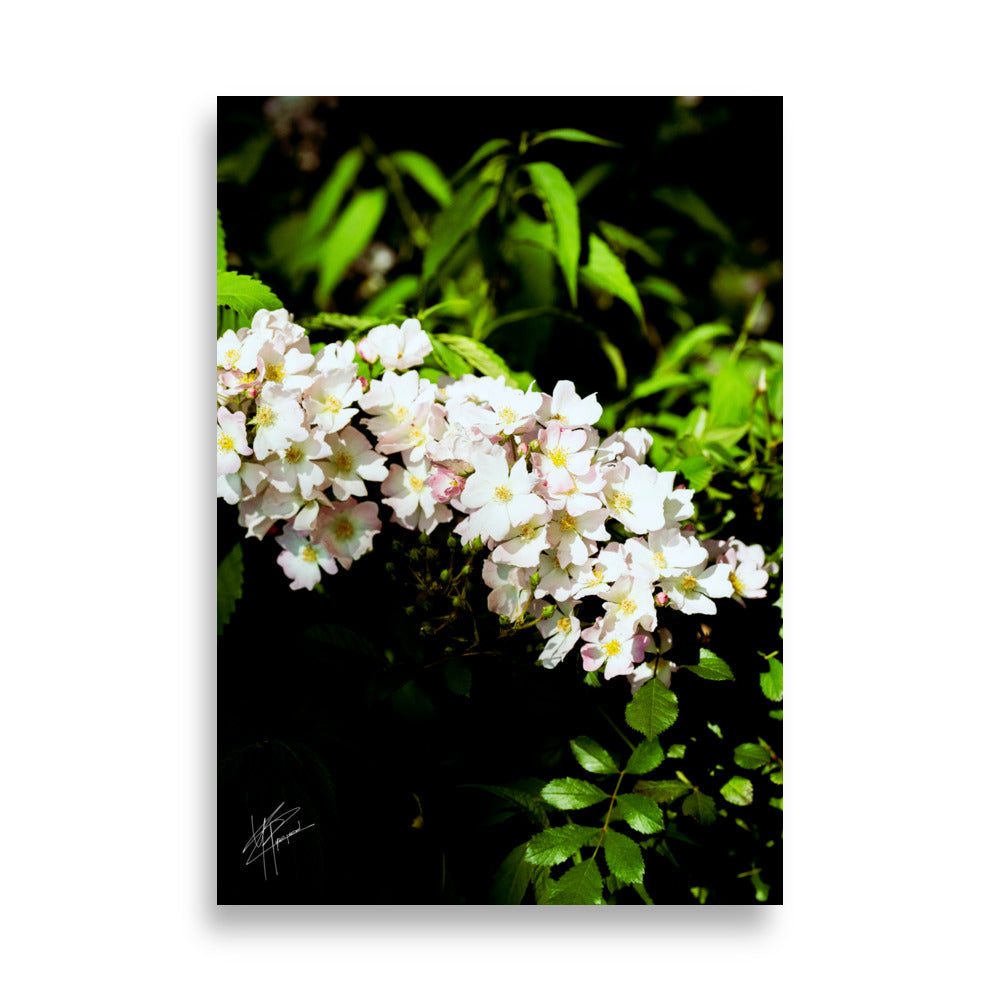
315, 187, 389, 305
770, 768, 783, 786
625, 680, 679, 740
525, 162, 580, 307
625, 738, 664, 775
426, 332, 473, 378
422, 179, 498, 285
300, 312, 386, 332
531, 128, 620, 148
525, 824, 601, 867
216, 210, 227, 271
391, 150, 452, 208
540, 777, 609, 810
569, 737, 618, 775
720, 776, 754, 806
632, 779, 690, 804
615, 793, 665, 834
302, 146, 365, 244
683, 649, 734, 681
733, 743, 772, 769
490, 843, 532, 904
580, 233, 645, 329
602, 828, 644, 884
435, 333, 518, 384
761, 657, 783, 701
217, 543, 243, 635
468, 783, 550, 827
682, 789, 717, 825
546, 858, 604, 905
216, 271, 283, 329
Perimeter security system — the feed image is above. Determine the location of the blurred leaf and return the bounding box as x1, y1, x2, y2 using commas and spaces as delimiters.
300, 312, 385, 332
626, 371, 699, 405
677, 455, 713, 492
490, 843, 532, 904
580, 234, 645, 330
720, 776, 754, 806
602, 828, 644, 884
525, 162, 580, 307
682, 789, 717, 824
770, 797, 783, 811
217, 210, 227, 271
217, 271, 282, 329
653, 185, 734, 244
597, 328, 627, 390
302, 146, 364, 244
666, 744, 686, 758
625, 680, 679, 740
625, 739, 664, 775
598, 221, 663, 267
710, 364, 755, 427
391, 150, 452, 208
632, 779, 690, 804
451, 138, 511, 186
734, 743, 772, 769
615, 793, 665, 834
770, 769, 783, 786
638, 275, 686, 305
526, 824, 600, 866
469, 783, 550, 827
573, 162, 615, 201
304, 623, 378, 660
443, 660, 472, 697
217, 132, 272, 185
760, 657, 783, 701
366, 275, 420, 315
427, 333, 474, 378
540, 777, 609, 810
661, 322, 731, 371
570, 736, 618, 775
436, 333, 518, 384
751, 869, 770, 902
531, 128, 620, 148
547, 858, 604, 904
315, 188, 389, 305
217, 543, 242, 636
504, 212, 556, 254
390, 678, 434, 719
422, 179, 498, 286
682, 648, 734, 681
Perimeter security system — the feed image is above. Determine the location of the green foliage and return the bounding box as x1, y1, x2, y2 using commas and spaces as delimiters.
580, 233, 645, 330
625, 738, 664, 775
315, 188, 389, 305
683, 648, 735, 681
526, 824, 600, 867
682, 789, 717, 825
434, 333, 518, 384
632, 779, 691, 804
760, 656, 783, 701
217, 210, 227, 271
301, 146, 365, 244
625, 681, 679, 740
530, 128, 620, 149
490, 843, 532, 904
216, 271, 283, 330
615, 793, 665, 834
422, 176, 498, 286
540, 777, 609, 810
546, 858, 604, 904
720, 776, 754, 806
569, 736, 618, 774
734, 743, 773, 769
217, 543, 242, 635
602, 828, 644, 884
653, 185, 734, 244
524, 161, 580, 306
391, 150, 453, 208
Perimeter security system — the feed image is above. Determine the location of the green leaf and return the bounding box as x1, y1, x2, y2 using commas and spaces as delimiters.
435, 333, 518, 384
710, 364, 755, 428
302, 146, 364, 244
217, 543, 243, 636
598, 221, 662, 267
569, 737, 618, 775
315, 187, 389, 305
676, 455, 713, 493
602, 828, 644, 884
422, 179, 498, 286
503, 212, 556, 253
580, 233, 645, 329
299, 312, 386, 332
451, 138, 510, 186
540, 777, 609, 810
666, 744, 686, 759
632, 779, 690, 805
547, 858, 604, 905
720, 776, 754, 807
625, 681, 679, 740
573, 162, 615, 201
490, 843, 532, 904
443, 661, 471, 697
625, 738, 664, 775
304, 623, 378, 660
770, 797, 783, 811
770, 769, 783, 786
615, 793, 665, 834
734, 743, 773, 769
217, 131, 272, 185
761, 657, 783, 702
216, 210, 227, 271
683, 649, 735, 681
526, 824, 601, 867
682, 789, 717, 825
638, 275, 686, 305
391, 150, 452, 208
531, 128, 620, 148
653, 186, 734, 244
524, 162, 580, 307
217, 271, 283, 329
365, 274, 420, 315
468, 784, 550, 828
597, 328, 627, 390
751, 869, 770, 902
427, 333, 473, 378
661, 322, 732, 371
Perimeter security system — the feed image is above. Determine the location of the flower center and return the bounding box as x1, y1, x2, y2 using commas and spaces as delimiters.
549, 445, 569, 467
558, 513, 577, 531
335, 520, 354, 540
652, 552, 665, 569
556, 616, 572, 633
681, 573, 699, 593
392, 405, 411, 422
217, 432, 234, 453
493, 485, 513, 502
264, 361, 285, 382
335, 451, 353, 472
300, 545, 318, 563
408, 475, 423, 492
224, 348, 240, 368
729, 571, 744, 595
284, 445, 303, 465
323, 396, 343, 413
498, 406, 517, 425
603, 638, 622, 657
254, 404, 275, 427
619, 598, 637, 616
610, 490, 633, 514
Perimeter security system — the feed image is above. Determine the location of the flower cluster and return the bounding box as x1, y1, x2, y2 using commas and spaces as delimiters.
218, 310, 776, 688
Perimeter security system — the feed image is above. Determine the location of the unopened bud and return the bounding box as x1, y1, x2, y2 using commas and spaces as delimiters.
540, 604, 556, 619
358, 376, 370, 391
516, 441, 530, 457
530, 572, 540, 587
439, 569, 450, 583
757, 367, 767, 393
654, 591, 669, 607
498, 615, 510, 625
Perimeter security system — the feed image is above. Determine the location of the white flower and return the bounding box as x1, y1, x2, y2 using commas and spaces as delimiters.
217, 407, 252, 476
315, 500, 381, 569
660, 560, 734, 615
545, 507, 610, 568
601, 574, 656, 633
491, 511, 553, 568
265, 429, 332, 498
358, 318, 433, 371
462, 453, 546, 543
482, 557, 533, 619
535, 599, 582, 669
249, 383, 308, 460
322, 425, 389, 500
540, 379, 602, 427
303, 368, 364, 434
276, 523, 339, 590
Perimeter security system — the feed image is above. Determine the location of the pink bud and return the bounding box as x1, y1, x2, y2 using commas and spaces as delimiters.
428, 465, 464, 503
654, 591, 668, 607
357, 336, 379, 364
516, 441, 529, 457
358, 376, 370, 391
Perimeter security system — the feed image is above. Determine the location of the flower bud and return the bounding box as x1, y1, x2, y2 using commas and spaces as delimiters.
539, 604, 556, 619
439, 569, 450, 583
428, 465, 465, 503
357, 336, 379, 364
357, 376, 370, 391
654, 590, 669, 607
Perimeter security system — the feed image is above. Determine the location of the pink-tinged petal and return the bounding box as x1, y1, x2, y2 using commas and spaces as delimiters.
581, 645, 604, 671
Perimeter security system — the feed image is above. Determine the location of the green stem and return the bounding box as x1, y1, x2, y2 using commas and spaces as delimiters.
590, 769, 626, 859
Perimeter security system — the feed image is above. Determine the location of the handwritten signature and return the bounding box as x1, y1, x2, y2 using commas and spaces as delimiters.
242, 803, 315, 879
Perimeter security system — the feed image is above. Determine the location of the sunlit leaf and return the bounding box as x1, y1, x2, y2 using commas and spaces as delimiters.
632, 779, 690, 804
682, 649, 734, 681
391, 150, 452, 208
546, 858, 604, 904
526, 824, 600, 867
615, 793, 665, 834
436, 333, 518, 384
315, 187, 389, 305
531, 128, 620, 148
625, 680, 679, 740
733, 743, 772, 769
761, 657, 783, 701
525, 162, 580, 307
570, 737, 618, 775
720, 776, 754, 806
422, 179, 498, 285
580, 233, 645, 329
602, 828, 644, 884
540, 777, 609, 810
217, 271, 283, 330
625, 739, 664, 775
302, 146, 364, 243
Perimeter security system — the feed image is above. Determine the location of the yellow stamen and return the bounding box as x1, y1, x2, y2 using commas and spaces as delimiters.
300, 546, 318, 563
556, 617, 572, 633
619, 598, 637, 616
604, 638, 622, 657
335, 520, 354, 540
494, 485, 513, 502
548, 445, 569, 468
217, 433, 234, 453
264, 361, 285, 382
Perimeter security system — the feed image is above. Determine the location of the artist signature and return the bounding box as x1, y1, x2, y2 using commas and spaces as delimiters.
242, 802, 315, 879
